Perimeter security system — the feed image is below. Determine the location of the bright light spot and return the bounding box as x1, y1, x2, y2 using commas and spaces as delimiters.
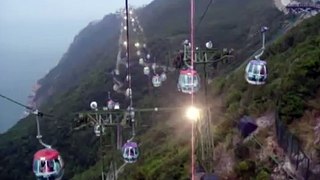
123, 41, 127, 47
205, 41, 213, 49
124, 26, 127, 30
186, 106, 200, 121
134, 42, 140, 48
129, 10, 133, 15
131, 18, 135, 22
114, 103, 120, 110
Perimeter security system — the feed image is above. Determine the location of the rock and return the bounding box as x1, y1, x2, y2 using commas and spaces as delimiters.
256, 113, 274, 128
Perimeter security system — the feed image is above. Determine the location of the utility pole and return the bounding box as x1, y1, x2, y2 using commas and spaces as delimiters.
181, 40, 235, 173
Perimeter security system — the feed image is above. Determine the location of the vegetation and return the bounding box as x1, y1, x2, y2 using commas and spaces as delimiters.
210, 12, 320, 179
2, 0, 320, 179
218, 13, 320, 120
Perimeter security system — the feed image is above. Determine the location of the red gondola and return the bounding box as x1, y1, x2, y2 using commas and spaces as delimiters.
33, 148, 64, 180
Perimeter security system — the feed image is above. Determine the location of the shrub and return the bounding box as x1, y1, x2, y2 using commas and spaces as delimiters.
234, 143, 250, 160
256, 169, 270, 180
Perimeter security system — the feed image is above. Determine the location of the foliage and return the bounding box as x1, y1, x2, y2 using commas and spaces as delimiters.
234, 143, 250, 160
207, 11, 320, 180
234, 160, 256, 179
0, 0, 310, 179
215, 14, 320, 124
256, 169, 270, 180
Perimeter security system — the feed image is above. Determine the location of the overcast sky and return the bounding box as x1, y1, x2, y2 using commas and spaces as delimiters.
0, 0, 153, 133
0, 0, 153, 53
0, 0, 152, 23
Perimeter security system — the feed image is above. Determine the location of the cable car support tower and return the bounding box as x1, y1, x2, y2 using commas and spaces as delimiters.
182, 1, 235, 174
178, 1, 236, 173
182, 41, 234, 173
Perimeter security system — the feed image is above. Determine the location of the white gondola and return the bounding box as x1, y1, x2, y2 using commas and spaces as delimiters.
125, 88, 132, 98
245, 60, 267, 85
139, 58, 144, 65
146, 54, 151, 60
127, 106, 135, 118
245, 26, 268, 85
114, 69, 120, 75
107, 100, 115, 110
152, 63, 156, 71
126, 75, 131, 82
90, 101, 98, 110
94, 124, 105, 137
177, 69, 200, 94
152, 74, 162, 87
160, 72, 167, 82
113, 84, 120, 91
143, 66, 150, 75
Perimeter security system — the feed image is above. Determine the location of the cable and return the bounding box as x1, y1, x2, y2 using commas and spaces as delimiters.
125, 0, 133, 109
124, 0, 136, 140
0, 95, 54, 148
0, 94, 65, 123
0, 93, 33, 110
195, 0, 213, 33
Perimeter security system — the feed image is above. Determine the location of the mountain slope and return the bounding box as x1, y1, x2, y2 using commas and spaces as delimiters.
209, 13, 320, 179
0, 0, 293, 179
34, 14, 120, 108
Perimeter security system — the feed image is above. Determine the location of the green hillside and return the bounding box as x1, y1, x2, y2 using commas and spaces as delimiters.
0, 0, 308, 179
209, 13, 320, 179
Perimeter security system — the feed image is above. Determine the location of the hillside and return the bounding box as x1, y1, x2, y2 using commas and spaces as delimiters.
209, 13, 320, 179
0, 0, 297, 179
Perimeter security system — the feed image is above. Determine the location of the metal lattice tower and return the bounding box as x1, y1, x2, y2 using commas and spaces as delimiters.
180, 42, 234, 173
73, 107, 185, 179
196, 108, 215, 173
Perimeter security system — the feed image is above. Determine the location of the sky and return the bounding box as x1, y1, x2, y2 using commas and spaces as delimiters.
0, 0, 153, 133
0, 0, 152, 53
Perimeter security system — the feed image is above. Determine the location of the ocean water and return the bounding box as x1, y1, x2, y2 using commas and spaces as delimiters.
0, 48, 60, 133
0, 18, 88, 133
